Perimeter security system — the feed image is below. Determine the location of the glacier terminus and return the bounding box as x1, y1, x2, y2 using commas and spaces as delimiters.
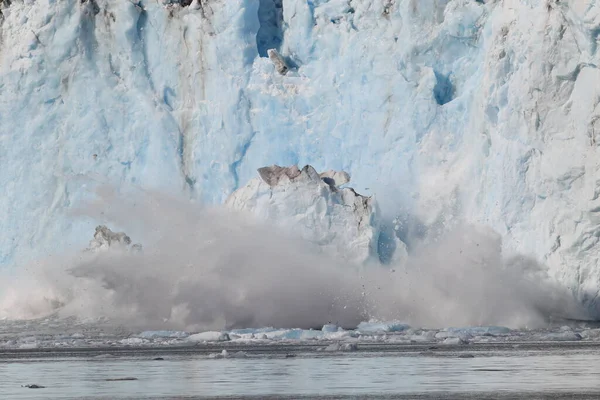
1, 0, 600, 326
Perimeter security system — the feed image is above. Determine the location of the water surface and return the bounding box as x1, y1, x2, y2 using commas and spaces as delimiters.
3, 346, 600, 399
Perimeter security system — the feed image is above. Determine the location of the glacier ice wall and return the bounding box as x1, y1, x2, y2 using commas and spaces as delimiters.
1, 0, 600, 312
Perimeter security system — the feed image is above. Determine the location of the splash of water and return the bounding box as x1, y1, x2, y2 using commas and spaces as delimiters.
0, 187, 585, 331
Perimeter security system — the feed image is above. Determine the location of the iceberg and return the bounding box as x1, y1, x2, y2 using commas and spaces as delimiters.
441, 337, 468, 346
356, 321, 411, 333
433, 327, 510, 341
321, 324, 339, 333
444, 326, 511, 337
208, 350, 248, 359
186, 331, 231, 342
580, 329, 600, 340
537, 332, 583, 342
138, 330, 189, 339
323, 342, 358, 352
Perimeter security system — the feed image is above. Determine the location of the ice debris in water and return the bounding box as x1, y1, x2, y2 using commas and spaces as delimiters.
442, 337, 469, 345
138, 331, 189, 339
324, 342, 358, 352
435, 326, 511, 340
580, 329, 600, 340
23, 384, 45, 389
357, 321, 411, 333
537, 332, 582, 341
186, 331, 231, 342
208, 350, 248, 359
446, 326, 511, 336
119, 338, 146, 346
0, 319, 596, 350
322, 324, 339, 333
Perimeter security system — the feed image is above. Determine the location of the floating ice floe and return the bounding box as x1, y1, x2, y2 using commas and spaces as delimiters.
537, 332, 582, 342
138, 331, 189, 339
356, 321, 411, 333
323, 342, 358, 352
208, 350, 248, 359
186, 332, 231, 342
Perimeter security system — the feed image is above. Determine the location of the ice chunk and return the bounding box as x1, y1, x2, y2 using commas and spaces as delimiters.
18, 342, 39, 349
93, 354, 116, 359
267, 49, 289, 75
435, 327, 510, 341
409, 330, 438, 342
187, 332, 231, 342
86, 226, 142, 253
324, 342, 358, 352
227, 165, 387, 264
319, 170, 351, 187
357, 321, 410, 333
321, 324, 338, 333
580, 329, 600, 340
138, 331, 189, 339
23, 384, 45, 389
538, 332, 582, 342
445, 326, 511, 336
324, 330, 357, 340
442, 337, 468, 345
208, 350, 247, 359
257, 165, 303, 186
229, 328, 277, 334
119, 338, 145, 346
266, 329, 323, 340
559, 326, 573, 332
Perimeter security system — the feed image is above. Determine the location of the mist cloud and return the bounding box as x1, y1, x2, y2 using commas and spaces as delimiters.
0, 187, 586, 331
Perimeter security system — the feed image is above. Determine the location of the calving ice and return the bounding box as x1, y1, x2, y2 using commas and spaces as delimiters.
0, 166, 584, 330
0, 0, 600, 323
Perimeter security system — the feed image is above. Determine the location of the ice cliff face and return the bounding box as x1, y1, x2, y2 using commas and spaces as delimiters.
1, 0, 600, 313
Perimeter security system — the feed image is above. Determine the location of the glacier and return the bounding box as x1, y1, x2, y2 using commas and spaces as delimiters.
1, 0, 600, 316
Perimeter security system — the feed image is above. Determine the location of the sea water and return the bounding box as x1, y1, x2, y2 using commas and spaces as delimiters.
3, 345, 600, 399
